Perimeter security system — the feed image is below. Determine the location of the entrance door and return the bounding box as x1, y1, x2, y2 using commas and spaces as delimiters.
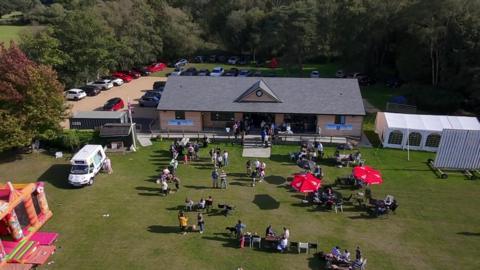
243, 113, 274, 130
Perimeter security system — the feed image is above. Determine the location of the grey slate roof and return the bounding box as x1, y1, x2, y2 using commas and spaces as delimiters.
157, 77, 366, 115
235, 79, 282, 103
99, 123, 132, 137
72, 111, 126, 119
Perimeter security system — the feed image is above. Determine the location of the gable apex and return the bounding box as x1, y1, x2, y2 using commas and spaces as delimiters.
234, 79, 282, 103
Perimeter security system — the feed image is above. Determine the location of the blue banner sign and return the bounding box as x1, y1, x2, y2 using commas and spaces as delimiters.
168, 119, 194, 126
326, 124, 353, 130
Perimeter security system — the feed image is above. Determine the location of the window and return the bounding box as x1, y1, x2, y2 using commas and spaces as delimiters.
425, 133, 441, 148
175, 111, 185, 120
388, 130, 403, 145
408, 132, 422, 146
334, 115, 346, 124
211, 112, 234, 121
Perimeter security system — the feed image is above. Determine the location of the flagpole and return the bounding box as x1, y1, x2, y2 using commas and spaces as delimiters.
128, 98, 137, 151
407, 127, 410, 161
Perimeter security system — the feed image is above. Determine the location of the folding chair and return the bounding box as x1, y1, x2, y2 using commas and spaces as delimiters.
251, 236, 261, 248
308, 242, 318, 254
334, 200, 344, 213
298, 242, 309, 254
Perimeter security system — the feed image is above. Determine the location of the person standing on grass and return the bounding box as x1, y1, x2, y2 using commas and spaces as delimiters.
251, 167, 258, 187
173, 175, 181, 191
223, 150, 229, 167
211, 168, 219, 188
246, 160, 252, 176
161, 179, 169, 196
317, 141, 324, 159
220, 169, 228, 189
259, 161, 266, 182
197, 213, 205, 234
178, 211, 189, 235
216, 152, 223, 168
211, 149, 217, 165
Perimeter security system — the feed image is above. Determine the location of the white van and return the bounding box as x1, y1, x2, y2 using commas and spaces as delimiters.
68, 145, 106, 186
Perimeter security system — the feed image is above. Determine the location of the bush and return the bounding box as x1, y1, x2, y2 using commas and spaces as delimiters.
406, 85, 463, 113
43, 130, 100, 152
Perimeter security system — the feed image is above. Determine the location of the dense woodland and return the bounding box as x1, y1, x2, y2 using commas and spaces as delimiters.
1, 0, 480, 114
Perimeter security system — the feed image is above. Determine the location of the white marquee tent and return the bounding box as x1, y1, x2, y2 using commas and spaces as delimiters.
374, 112, 480, 151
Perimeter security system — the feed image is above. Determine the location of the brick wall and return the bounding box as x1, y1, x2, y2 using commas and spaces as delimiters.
159, 111, 203, 132
317, 115, 363, 137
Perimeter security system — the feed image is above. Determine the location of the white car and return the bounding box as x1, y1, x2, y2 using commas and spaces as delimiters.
310, 71, 320, 78
227, 56, 239, 65
210, 67, 224, 77
175, 58, 188, 68
101, 77, 124, 86
65, 89, 87, 101
170, 67, 184, 76
89, 80, 114, 90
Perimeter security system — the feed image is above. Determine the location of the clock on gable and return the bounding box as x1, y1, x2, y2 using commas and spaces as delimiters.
255, 90, 263, 97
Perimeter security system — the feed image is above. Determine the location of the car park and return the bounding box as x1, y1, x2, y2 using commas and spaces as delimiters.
132, 67, 151, 76
122, 70, 141, 79
89, 80, 114, 90
181, 67, 197, 76
238, 69, 251, 77
227, 56, 239, 65
252, 70, 262, 77
208, 55, 216, 63
103, 97, 124, 111
216, 55, 227, 63
144, 90, 161, 99
193, 56, 205, 63
145, 62, 166, 73
170, 67, 184, 76
139, 96, 160, 107
175, 58, 188, 68
336, 70, 345, 78
112, 72, 133, 83
224, 68, 239, 76
101, 76, 124, 86
153, 81, 166, 91
79, 85, 101, 96
210, 67, 224, 77
197, 69, 210, 76
310, 71, 320, 78
65, 89, 87, 100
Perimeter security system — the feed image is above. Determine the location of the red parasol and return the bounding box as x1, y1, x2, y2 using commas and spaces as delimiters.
291, 173, 322, 193
352, 165, 383, 185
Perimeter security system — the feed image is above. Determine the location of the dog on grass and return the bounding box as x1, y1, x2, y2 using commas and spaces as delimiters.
225, 227, 237, 236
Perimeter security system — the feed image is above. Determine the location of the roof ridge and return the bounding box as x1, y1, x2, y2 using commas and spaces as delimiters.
234, 79, 282, 103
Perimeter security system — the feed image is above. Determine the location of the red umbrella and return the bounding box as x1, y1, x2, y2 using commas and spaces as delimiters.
291, 173, 322, 193
352, 165, 383, 185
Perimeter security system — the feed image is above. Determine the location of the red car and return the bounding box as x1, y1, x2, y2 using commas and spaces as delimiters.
112, 72, 133, 83
122, 70, 141, 79
103, 97, 125, 111
146, 62, 166, 73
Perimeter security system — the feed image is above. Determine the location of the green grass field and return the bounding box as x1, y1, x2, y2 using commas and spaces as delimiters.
151, 62, 339, 78
0, 25, 29, 43
0, 142, 479, 270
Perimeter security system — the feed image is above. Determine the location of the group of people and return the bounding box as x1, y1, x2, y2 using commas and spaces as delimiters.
169, 139, 202, 165
157, 168, 181, 196
245, 159, 267, 187
325, 246, 366, 270
211, 168, 228, 189
178, 210, 205, 235
265, 225, 290, 252
184, 196, 214, 212
294, 141, 324, 162
210, 148, 229, 168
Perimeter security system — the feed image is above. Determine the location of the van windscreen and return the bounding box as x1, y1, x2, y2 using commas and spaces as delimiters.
71, 165, 88, 174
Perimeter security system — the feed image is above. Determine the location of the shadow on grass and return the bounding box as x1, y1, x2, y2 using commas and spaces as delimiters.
202, 235, 238, 248
270, 154, 293, 163
184, 185, 210, 190
38, 164, 72, 189
136, 186, 162, 196
0, 149, 23, 164
147, 225, 180, 234
307, 254, 326, 270
457, 232, 480, 237
230, 182, 248, 187
348, 214, 377, 220
264, 176, 286, 185
253, 194, 280, 210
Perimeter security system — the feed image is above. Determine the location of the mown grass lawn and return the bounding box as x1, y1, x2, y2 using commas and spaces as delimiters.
151, 62, 339, 78
0, 141, 479, 270
0, 25, 29, 43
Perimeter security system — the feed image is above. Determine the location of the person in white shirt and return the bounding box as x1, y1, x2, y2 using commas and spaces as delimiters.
282, 227, 290, 239
277, 237, 288, 252
223, 151, 229, 166
340, 249, 350, 262
317, 142, 324, 158
161, 180, 169, 196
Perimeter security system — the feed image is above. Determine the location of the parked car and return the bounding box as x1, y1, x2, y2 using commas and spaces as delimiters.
175, 58, 188, 68
193, 56, 205, 63
208, 55, 217, 63
139, 96, 160, 107
310, 71, 320, 78
145, 62, 166, 73
386, 77, 403, 88
197, 69, 210, 76
65, 89, 87, 100
89, 80, 114, 90
103, 97, 124, 111
238, 69, 251, 77
336, 70, 345, 78
217, 55, 227, 63
238, 56, 250, 65
79, 85, 101, 96
101, 76, 124, 86
153, 81, 166, 91
132, 67, 151, 76
252, 70, 262, 77
144, 90, 162, 99
170, 67, 184, 76
227, 56, 240, 65
358, 75, 376, 86
122, 70, 140, 79
112, 72, 133, 83
181, 67, 197, 76
224, 68, 239, 76
210, 67, 224, 77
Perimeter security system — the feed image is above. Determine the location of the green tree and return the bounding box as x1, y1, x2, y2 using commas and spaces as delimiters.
19, 27, 66, 67
0, 44, 67, 152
